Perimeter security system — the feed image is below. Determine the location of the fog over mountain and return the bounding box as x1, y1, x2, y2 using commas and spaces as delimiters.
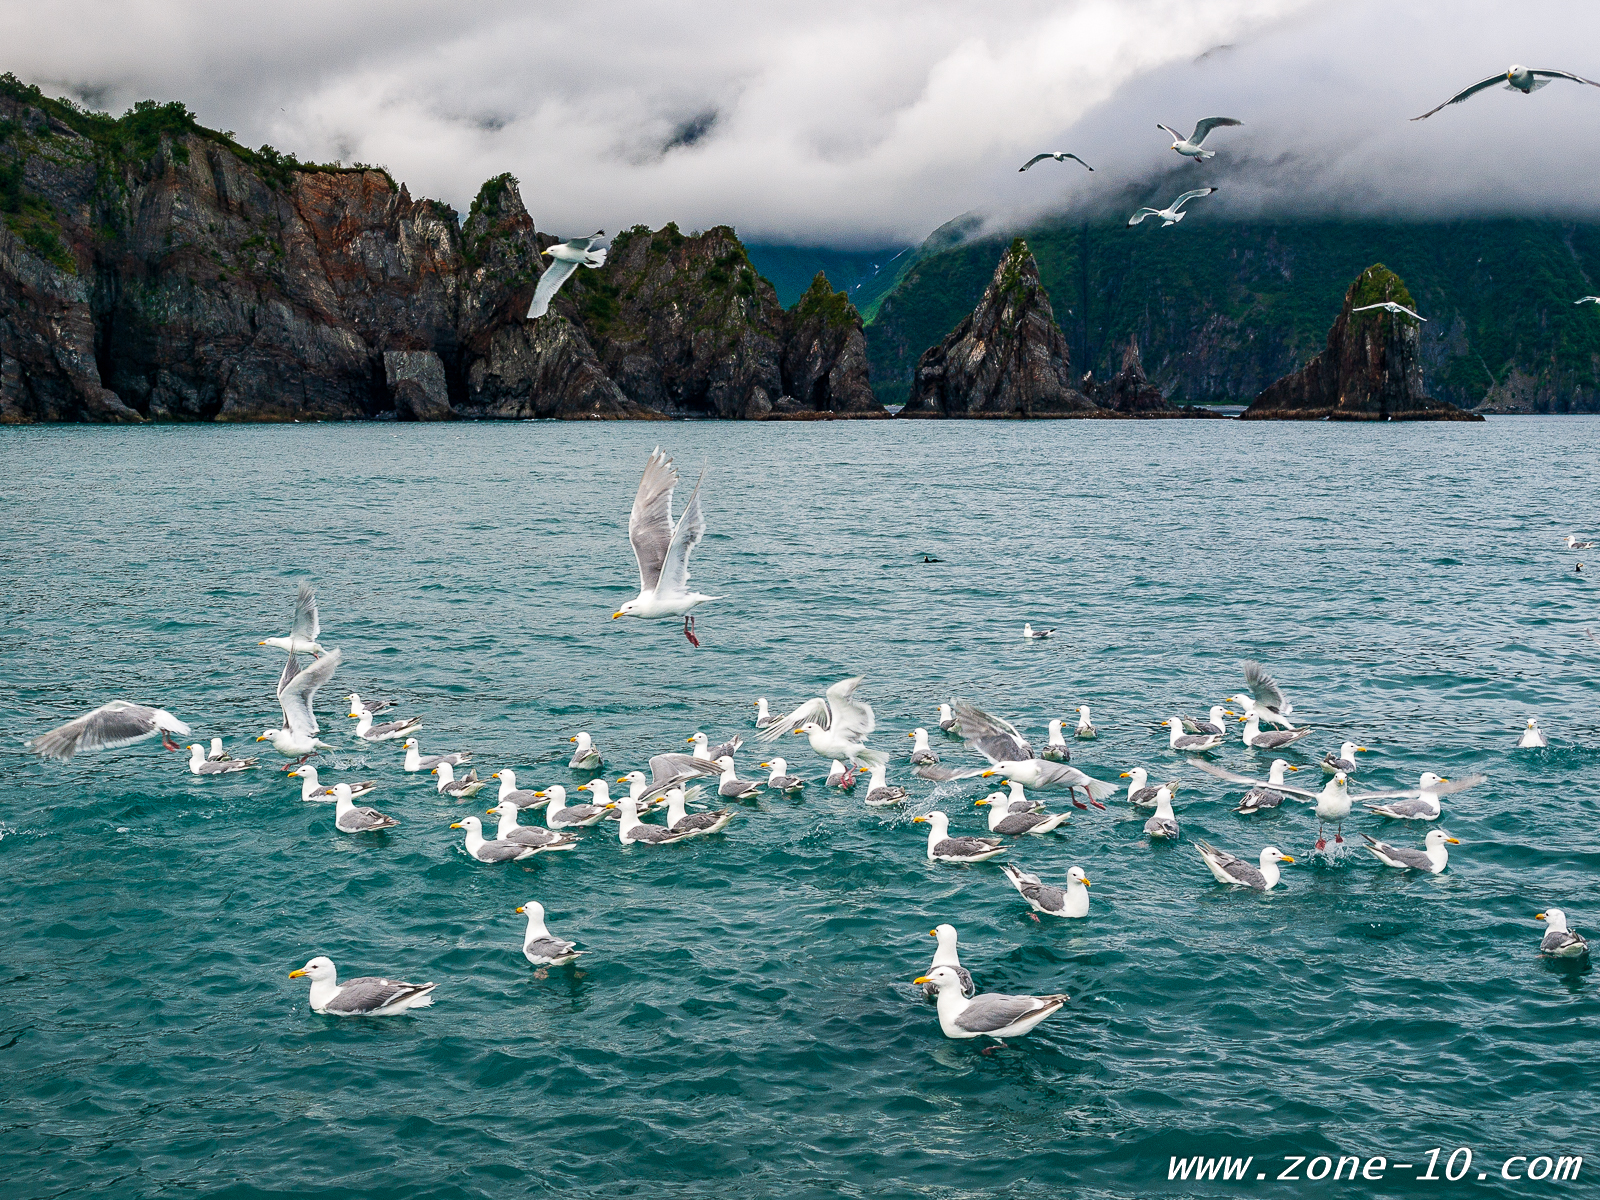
5, 1, 1597, 245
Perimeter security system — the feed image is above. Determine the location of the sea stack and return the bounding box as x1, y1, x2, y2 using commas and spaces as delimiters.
899, 238, 1101, 418
1242, 264, 1483, 421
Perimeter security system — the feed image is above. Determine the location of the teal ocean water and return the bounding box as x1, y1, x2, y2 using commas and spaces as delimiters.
2, 418, 1597, 1199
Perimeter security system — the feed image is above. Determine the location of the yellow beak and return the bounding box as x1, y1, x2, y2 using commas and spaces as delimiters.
912, 816, 927, 823
1287, 766, 1300, 772
1082, 877, 1092, 886
1119, 771, 1130, 778
288, 968, 307, 978
906, 732, 914, 738
570, 737, 578, 743
792, 728, 804, 735
532, 790, 546, 798
759, 762, 770, 769
974, 799, 989, 807
912, 976, 931, 985
516, 906, 525, 914
686, 737, 695, 744
927, 930, 937, 937
1280, 855, 1295, 863
1446, 837, 1460, 844
1537, 912, 1547, 920
577, 783, 590, 791
611, 611, 623, 619
256, 735, 268, 741
450, 822, 464, 829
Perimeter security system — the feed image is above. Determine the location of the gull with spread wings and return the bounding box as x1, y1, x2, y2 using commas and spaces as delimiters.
526, 232, 607, 319
257, 649, 342, 760
613, 447, 718, 646
757, 675, 885, 769
1412, 65, 1600, 121
1157, 117, 1241, 161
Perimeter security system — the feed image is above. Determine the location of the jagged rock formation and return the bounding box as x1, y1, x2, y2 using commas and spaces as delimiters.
1081, 338, 1220, 417
899, 239, 1101, 418
1242, 265, 1484, 422
0, 79, 881, 423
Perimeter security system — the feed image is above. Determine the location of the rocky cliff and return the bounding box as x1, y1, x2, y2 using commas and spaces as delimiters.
1242, 265, 1482, 422
899, 239, 1102, 418
0, 77, 882, 423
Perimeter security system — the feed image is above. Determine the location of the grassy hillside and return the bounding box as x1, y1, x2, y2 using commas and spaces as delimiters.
864, 215, 1600, 411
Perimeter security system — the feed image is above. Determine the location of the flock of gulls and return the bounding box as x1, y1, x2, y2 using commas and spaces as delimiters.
22, 448, 1592, 1037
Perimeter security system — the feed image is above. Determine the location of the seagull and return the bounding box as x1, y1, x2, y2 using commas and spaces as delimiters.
1235, 759, 1299, 814
1072, 705, 1097, 740
258, 650, 341, 758
1352, 300, 1426, 323
1166, 716, 1223, 752
862, 761, 909, 806
1240, 711, 1314, 751
401, 738, 470, 772
1536, 909, 1590, 958
1000, 863, 1090, 918
450, 815, 542, 862
1022, 623, 1055, 639
526, 231, 606, 318
1182, 706, 1232, 737
913, 811, 1007, 863
754, 698, 786, 730
639, 752, 723, 802
976, 794, 1070, 835
1119, 767, 1163, 806
1018, 151, 1093, 172
492, 769, 545, 809
663, 786, 737, 837
955, 701, 1114, 802
689, 731, 744, 762
486, 801, 578, 851
1232, 660, 1296, 728
1321, 742, 1367, 774
567, 732, 602, 770
1575, 298, 1600, 306
1364, 772, 1481, 820
1563, 534, 1597, 549
517, 901, 585, 966
607, 795, 696, 845
908, 728, 939, 766
1361, 828, 1459, 874
1518, 717, 1547, 748
1042, 719, 1071, 762
539, 784, 609, 828
612, 446, 717, 646
186, 743, 257, 774
432, 761, 487, 799
937, 703, 960, 734
759, 757, 804, 792
333, 783, 399, 832
206, 737, 232, 761
345, 692, 395, 716
1412, 65, 1600, 120
913, 966, 1068, 1044
921, 924, 975, 1000
1157, 117, 1241, 160
288, 956, 435, 1016
1127, 187, 1217, 227
1143, 786, 1180, 840
1194, 840, 1293, 891
259, 581, 326, 657
351, 710, 422, 742
289, 765, 375, 802
825, 759, 858, 789
759, 675, 883, 769
27, 701, 191, 762
994, 779, 1045, 813
714, 755, 763, 799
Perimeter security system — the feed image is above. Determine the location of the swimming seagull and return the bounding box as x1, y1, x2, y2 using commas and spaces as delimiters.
754, 698, 785, 730
1127, 187, 1217, 227
493, 769, 545, 809
333, 783, 399, 832
1412, 65, 1600, 120
921, 924, 975, 1000
663, 786, 736, 837
612, 446, 717, 646
1232, 660, 1296, 728
1517, 717, 1547, 748
1157, 117, 1241, 160
27, 701, 192, 762
1563, 534, 1596, 549
1000, 863, 1090, 918
207, 737, 232, 761
351, 710, 422, 742
1018, 151, 1094, 172
259, 582, 326, 657
913, 811, 1007, 863
825, 760, 858, 789
1042, 720, 1071, 762
908, 728, 939, 766
538, 784, 609, 828
288, 956, 435, 1016
1194, 840, 1293, 891
1119, 767, 1163, 806
1143, 787, 1180, 840
402, 738, 470, 772
486, 801, 579, 850
450, 815, 542, 862
715, 755, 763, 799
937, 704, 960, 734
1361, 828, 1459, 874
863, 761, 909, 806
1022, 623, 1055, 639
517, 902, 585, 966
1536, 909, 1589, 958
289, 765, 375, 802
607, 795, 696, 845
346, 692, 395, 716
1182, 706, 1232, 737
759, 676, 884, 769
913, 966, 1068, 1044
1363, 771, 1484, 820
186, 743, 258, 774
955, 701, 1115, 802
1235, 759, 1299, 814
1352, 301, 1426, 323
568, 732, 603, 770
258, 650, 341, 759
1321, 742, 1367, 774
526, 231, 606, 318
433, 761, 487, 799
759, 758, 804, 792
1166, 716, 1223, 752
689, 731, 744, 762
976, 794, 1070, 835
1240, 711, 1314, 751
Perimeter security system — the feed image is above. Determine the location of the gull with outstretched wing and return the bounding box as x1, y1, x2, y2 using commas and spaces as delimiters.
1018, 152, 1094, 172
1412, 65, 1600, 120
1157, 117, 1241, 160
612, 447, 718, 646
526, 231, 607, 318
1127, 187, 1217, 228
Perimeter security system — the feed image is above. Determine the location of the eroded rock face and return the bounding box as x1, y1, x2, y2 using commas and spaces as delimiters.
1243, 264, 1484, 422
774, 273, 885, 418
899, 239, 1101, 418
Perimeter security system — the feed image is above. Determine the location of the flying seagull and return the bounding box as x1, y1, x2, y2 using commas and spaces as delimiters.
1157, 117, 1241, 161
26, 701, 191, 761
259, 582, 325, 657
1412, 65, 1600, 121
613, 446, 717, 646
1018, 152, 1094, 172
526, 231, 606, 318
1352, 301, 1426, 323
1575, 297, 1600, 305
1127, 188, 1217, 228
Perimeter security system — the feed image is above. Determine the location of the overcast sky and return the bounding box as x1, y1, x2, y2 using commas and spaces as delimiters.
5, 1, 1598, 247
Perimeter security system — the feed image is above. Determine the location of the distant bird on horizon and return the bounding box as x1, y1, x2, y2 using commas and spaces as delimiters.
526, 231, 607, 319
1018, 152, 1094, 172
1412, 65, 1600, 121
1353, 300, 1426, 323
1156, 117, 1241, 161
1127, 188, 1217, 228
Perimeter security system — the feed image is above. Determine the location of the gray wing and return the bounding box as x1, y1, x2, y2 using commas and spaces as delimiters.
936, 836, 1003, 857
366, 718, 419, 738
1243, 660, 1287, 711
1254, 730, 1306, 749
953, 992, 1058, 1033
291, 581, 319, 642
1411, 73, 1505, 119
630, 824, 691, 843
657, 467, 707, 598
676, 809, 733, 832
1023, 883, 1068, 912
506, 827, 564, 846
953, 701, 1032, 762
342, 806, 397, 830
824, 676, 876, 742
1203, 842, 1267, 888
995, 812, 1046, 835
1532, 68, 1600, 86
709, 735, 744, 760
526, 256, 581, 318
551, 803, 606, 824
628, 447, 679, 593
523, 937, 579, 960
324, 976, 432, 1014
1173, 733, 1218, 749
1144, 815, 1179, 837
1363, 836, 1432, 869
1349, 774, 1486, 802
1240, 786, 1284, 808
1187, 758, 1319, 799
1368, 797, 1433, 818
1189, 116, 1241, 143
719, 778, 760, 798
26, 701, 185, 761
913, 764, 986, 782
650, 753, 720, 785
279, 649, 341, 737
1542, 929, 1588, 954
1019, 153, 1052, 170
1127, 208, 1159, 227
1172, 187, 1215, 210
